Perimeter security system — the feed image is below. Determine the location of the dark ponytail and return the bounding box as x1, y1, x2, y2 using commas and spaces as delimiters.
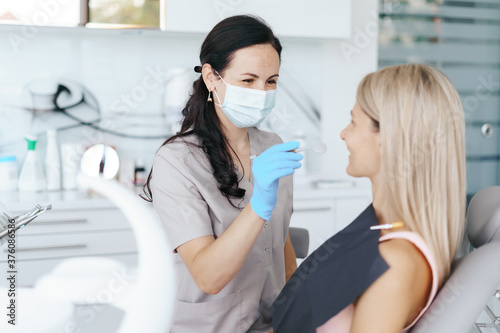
142, 15, 282, 206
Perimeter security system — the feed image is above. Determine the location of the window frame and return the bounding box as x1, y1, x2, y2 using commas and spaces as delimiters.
82, 0, 163, 29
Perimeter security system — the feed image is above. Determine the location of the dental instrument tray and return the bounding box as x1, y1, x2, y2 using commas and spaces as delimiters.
0, 204, 52, 244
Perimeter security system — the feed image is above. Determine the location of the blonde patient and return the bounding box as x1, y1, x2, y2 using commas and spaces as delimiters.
318, 64, 466, 332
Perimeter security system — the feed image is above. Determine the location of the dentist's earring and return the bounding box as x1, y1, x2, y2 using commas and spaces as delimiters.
207, 90, 213, 102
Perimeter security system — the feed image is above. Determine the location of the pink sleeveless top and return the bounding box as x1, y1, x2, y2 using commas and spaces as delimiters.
316, 231, 439, 333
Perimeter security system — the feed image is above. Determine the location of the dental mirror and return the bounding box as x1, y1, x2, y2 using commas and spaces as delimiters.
250, 142, 327, 160
80, 144, 120, 180
294, 142, 327, 154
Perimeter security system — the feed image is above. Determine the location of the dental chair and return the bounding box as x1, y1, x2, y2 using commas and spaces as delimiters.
410, 186, 500, 333
289, 227, 310, 259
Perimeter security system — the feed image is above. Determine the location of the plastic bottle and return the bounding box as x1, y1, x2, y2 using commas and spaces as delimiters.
119, 158, 135, 190
45, 129, 61, 191
0, 156, 18, 191
134, 158, 146, 186
61, 143, 79, 190
18, 135, 46, 192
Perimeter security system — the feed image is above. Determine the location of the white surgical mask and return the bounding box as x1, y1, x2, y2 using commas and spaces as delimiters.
213, 73, 276, 128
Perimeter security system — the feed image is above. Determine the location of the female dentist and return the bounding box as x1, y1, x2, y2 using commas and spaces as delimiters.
142, 15, 302, 333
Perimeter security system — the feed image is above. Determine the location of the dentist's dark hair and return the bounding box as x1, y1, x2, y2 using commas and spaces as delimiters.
142, 15, 282, 206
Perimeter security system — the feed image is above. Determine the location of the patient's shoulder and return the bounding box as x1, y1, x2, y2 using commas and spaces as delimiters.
380, 237, 432, 285
379, 237, 433, 319
351, 238, 433, 331
380, 237, 430, 269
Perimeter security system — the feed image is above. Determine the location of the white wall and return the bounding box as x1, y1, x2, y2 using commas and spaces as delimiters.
0, 0, 377, 182
321, 0, 379, 183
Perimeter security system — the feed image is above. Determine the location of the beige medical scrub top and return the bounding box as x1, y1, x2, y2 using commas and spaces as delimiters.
151, 127, 293, 333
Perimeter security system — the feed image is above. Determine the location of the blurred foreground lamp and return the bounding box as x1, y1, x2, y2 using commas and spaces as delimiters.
0, 143, 175, 333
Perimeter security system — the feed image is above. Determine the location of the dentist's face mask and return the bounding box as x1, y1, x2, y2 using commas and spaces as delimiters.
213, 72, 276, 128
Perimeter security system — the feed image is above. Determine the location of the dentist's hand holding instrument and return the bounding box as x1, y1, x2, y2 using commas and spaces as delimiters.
250, 141, 303, 221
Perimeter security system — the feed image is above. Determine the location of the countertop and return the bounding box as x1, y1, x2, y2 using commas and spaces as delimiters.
0, 190, 116, 212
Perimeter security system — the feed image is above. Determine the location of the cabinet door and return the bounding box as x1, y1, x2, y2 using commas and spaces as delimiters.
9, 208, 130, 235
290, 199, 335, 256
0, 254, 138, 288
0, 230, 137, 262
164, 0, 351, 39
0, 229, 138, 287
0, 206, 140, 289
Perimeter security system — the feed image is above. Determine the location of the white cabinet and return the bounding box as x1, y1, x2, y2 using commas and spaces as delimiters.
291, 199, 335, 253
0, 197, 138, 288
291, 187, 372, 257
163, 0, 351, 39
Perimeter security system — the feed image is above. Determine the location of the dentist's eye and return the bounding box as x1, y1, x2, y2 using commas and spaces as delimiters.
243, 79, 254, 83
267, 79, 277, 84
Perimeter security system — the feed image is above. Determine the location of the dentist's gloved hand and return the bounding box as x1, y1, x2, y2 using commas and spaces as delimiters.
250, 141, 303, 221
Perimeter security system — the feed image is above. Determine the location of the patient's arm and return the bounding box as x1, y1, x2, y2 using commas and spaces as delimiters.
284, 232, 297, 281
350, 238, 432, 333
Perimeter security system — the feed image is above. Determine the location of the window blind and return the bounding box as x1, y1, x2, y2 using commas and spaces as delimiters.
379, 0, 500, 195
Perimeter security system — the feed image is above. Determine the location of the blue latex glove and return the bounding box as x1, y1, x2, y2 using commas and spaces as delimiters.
250, 141, 303, 220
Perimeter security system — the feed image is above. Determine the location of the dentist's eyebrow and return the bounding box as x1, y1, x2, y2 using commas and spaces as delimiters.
240, 73, 259, 78
239, 73, 280, 79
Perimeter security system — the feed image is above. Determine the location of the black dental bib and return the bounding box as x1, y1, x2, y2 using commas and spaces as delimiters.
270, 204, 389, 332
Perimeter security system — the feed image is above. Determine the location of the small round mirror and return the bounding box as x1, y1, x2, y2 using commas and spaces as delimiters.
80, 144, 120, 180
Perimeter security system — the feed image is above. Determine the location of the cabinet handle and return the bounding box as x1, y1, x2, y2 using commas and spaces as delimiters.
4, 243, 87, 253
294, 207, 332, 212
31, 218, 88, 226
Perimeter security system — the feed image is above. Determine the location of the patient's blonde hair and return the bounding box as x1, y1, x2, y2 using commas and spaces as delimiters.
357, 64, 466, 284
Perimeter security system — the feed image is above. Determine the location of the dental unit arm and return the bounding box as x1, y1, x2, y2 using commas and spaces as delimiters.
0, 175, 174, 333
72, 173, 175, 333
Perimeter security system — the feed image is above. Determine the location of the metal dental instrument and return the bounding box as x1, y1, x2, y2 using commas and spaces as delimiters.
0, 204, 52, 241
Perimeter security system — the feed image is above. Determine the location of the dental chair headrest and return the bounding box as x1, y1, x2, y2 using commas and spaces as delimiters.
467, 186, 500, 248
